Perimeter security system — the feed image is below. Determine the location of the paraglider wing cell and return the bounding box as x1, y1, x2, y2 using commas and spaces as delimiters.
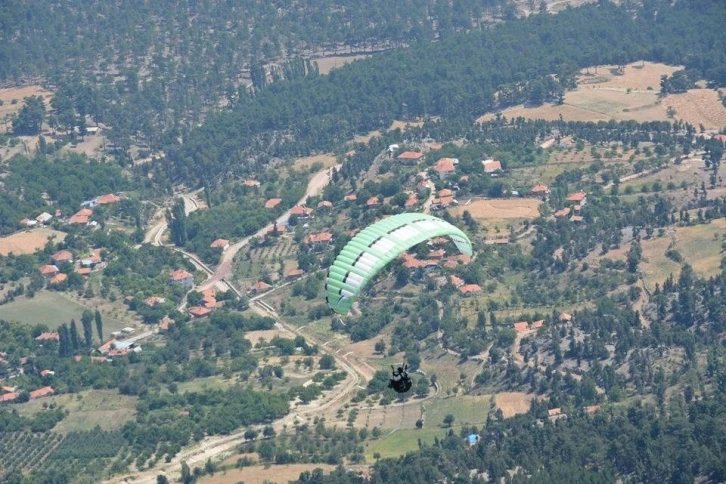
325, 213, 473, 314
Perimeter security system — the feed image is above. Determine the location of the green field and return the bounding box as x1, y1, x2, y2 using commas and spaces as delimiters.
0, 291, 128, 333
424, 396, 492, 427
15, 390, 137, 434
365, 426, 459, 460
176, 376, 236, 394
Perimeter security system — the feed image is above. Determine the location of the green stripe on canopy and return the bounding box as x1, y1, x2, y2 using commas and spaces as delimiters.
325, 213, 473, 315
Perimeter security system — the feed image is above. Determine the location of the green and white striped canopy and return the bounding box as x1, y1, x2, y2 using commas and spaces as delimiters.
325, 213, 473, 315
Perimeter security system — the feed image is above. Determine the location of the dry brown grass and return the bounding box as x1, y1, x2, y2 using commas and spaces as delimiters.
198, 464, 337, 484
293, 154, 337, 170
449, 199, 541, 221
478, 62, 726, 129
315, 55, 369, 75
494, 392, 535, 418
244, 329, 282, 345
0, 227, 67, 256
0, 86, 53, 127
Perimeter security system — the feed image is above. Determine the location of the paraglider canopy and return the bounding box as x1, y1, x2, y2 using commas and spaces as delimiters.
325, 213, 473, 315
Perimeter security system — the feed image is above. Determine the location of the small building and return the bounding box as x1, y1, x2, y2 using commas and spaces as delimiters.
69, 208, 93, 225
210, 238, 230, 251
458, 284, 482, 297
344, 193, 358, 202
449, 275, 465, 288
29, 386, 55, 400
265, 198, 282, 209
159, 317, 175, 333
189, 306, 212, 318
429, 249, 446, 259
303, 232, 334, 251
247, 281, 272, 296
404, 193, 418, 208
51, 250, 74, 264
50, 273, 68, 285
290, 205, 313, 218
144, 296, 166, 307
531, 184, 550, 198
20, 218, 38, 227
77, 268, 92, 276
434, 158, 457, 179
241, 179, 261, 187
35, 332, 60, 342
482, 159, 502, 174
40, 370, 55, 377
96, 194, 122, 205
565, 192, 587, 207
121, 327, 135, 335
317, 201, 333, 210
286, 269, 305, 279
0, 393, 18, 403
467, 434, 480, 447
438, 188, 454, 198
366, 196, 382, 208
432, 196, 455, 208
554, 207, 571, 218
169, 269, 194, 288
110, 331, 123, 339
531, 319, 544, 329
39, 265, 59, 277
513, 321, 529, 333
36, 212, 53, 224
397, 151, 424, 163
560, 312, 572, 323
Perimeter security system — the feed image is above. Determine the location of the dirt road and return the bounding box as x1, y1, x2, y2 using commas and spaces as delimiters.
198, 165, 340, 293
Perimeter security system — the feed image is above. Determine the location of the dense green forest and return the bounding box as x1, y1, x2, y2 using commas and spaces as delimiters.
169, 0, 726, 183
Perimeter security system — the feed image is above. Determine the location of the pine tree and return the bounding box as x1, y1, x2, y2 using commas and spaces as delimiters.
95, 310, 104, 342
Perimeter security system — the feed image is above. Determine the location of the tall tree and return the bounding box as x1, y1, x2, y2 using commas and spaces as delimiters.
165, 198, 187, 246
58, 324, 70, 358
95, 310, 104, 343
69, 319, 80, 351
81, 310, 94, 347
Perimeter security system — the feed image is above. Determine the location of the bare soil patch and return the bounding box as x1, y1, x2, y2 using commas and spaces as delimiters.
293, 154, 337, 170
0, 227, 67, 256
315, 54, 369, 75
577, 62, 679, 90
450, 199, 541, 221
198, 464, 337, 484
494, 392, 535, 418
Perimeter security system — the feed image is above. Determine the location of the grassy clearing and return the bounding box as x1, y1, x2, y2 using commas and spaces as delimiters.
0, 291, 128, 333
15, 390, 137, 434
365, 426, 458, 460
424, 395, 492, 427
420, 352, 480, 395
176, 376, 236, 394
199, 463, 337, 484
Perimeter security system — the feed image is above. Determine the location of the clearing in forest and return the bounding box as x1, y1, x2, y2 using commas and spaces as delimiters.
0, 85, 53, 129
478, 62, 726, 129
424, 395, 492, 427
15, 389, 137, 434
494, 392, 535, 418
0, 227, 67, 256
293, 153, 338, 170
314, 54, 370, 75
198, 464, 338, 484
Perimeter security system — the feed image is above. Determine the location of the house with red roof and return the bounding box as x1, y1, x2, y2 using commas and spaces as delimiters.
482, 159, 502, 174
434, 158, 457, 179
531, 320, 544, 329
97, 194, 122, 205
531, 184, 550, 199
35, 332, 59, 342
29, 386, 55, 400
290, 205, 313, 218
50, 273, 68, 285
367, 196, 382, 208
189, 306, 212, 318
513, 321, 529, 332
405, 193, 418, 208
449, 275, 465, 288
286, 269, 305, 279
317, 201, 333, 210
39, 265, 59, 277
51, 250, 74, 264
303, 232, 334, 251
458, 284, 482, 297
169, 269, 194, 288
344, 193, 357, 202
210, 238, 230, 252
0, 393, 18, 403
565, 192, 587, 208
264, 198, 282, 209
247, 281, 272, 296
396, 151, 424, 164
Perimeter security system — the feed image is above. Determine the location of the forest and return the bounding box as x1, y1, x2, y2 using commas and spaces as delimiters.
169, 0, 726, 184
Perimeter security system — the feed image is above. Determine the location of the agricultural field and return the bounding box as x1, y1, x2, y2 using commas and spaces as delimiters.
494, 392, 536, 418
448, 198, 541, 229
419, 351, 481, 395
0, 227, 67, 256
15, 390, 138, 434
198, 463, 338, 484
236, 238, 299, 288
364, 426, 455, 461
0, 432, 64, 478
313, 54, 370, 75
353, 401, 424, 431
175, 376, 236, 394
423, 395, 492, 427
0, 291, 130, 334
478, 62, 726, 129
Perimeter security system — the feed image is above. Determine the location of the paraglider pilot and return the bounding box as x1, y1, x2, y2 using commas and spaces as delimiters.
388, 364, 412, 393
